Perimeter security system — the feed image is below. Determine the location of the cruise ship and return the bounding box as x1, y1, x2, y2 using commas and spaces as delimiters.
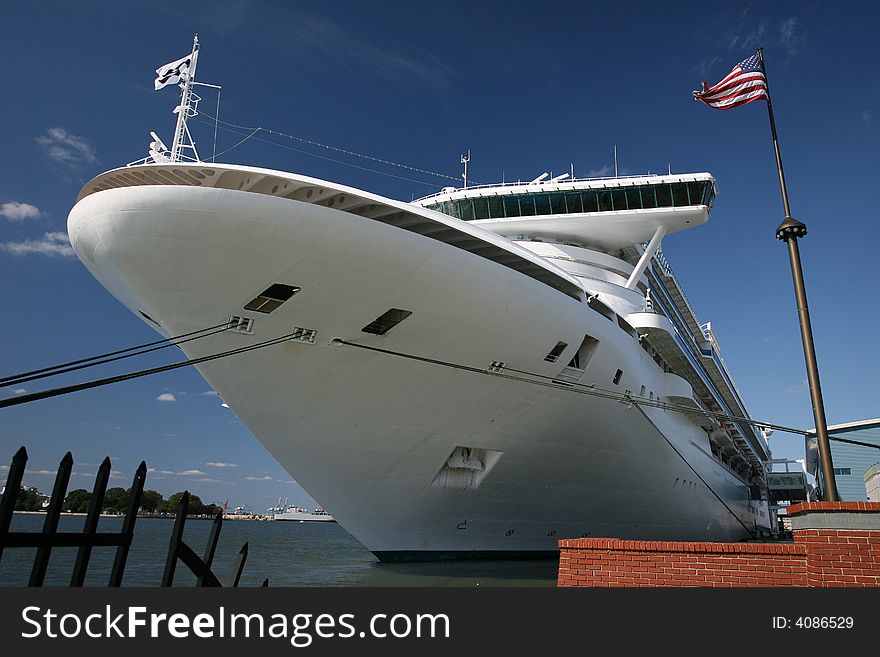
66, 50, 772, 560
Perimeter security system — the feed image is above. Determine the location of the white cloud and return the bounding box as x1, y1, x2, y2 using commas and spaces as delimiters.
147, 467, 205, 476
784, 380, 808, 398
36, 127, 97, 165
199, 390, 218, 396
205, 462, 238, 468
0, 231, 74, 257
727, 21, 766, 52
32, 469, 58, 476
1, 201, 42, 221
13, 388, 27, 395
862, 109, 874, 127
587, 165, 612, 178
245, 475, 273, 481
0, 465, 9, 472
779, 17, 803, 55
693, 56, 722, 79
195, 478, 226, 484
156, 392, 176, 402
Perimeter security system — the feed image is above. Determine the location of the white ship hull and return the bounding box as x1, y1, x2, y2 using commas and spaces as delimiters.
69, 163, 769, 559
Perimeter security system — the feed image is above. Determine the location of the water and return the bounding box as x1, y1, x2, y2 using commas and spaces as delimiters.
1, 514, 558, 587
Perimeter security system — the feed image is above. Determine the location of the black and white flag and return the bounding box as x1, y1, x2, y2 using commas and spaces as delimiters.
154, 54, 193, 90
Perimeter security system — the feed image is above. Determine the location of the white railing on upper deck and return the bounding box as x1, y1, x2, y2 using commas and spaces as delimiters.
414, 172, 690, 203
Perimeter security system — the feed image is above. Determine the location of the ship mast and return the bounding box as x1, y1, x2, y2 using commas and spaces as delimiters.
170, 35, 200, 163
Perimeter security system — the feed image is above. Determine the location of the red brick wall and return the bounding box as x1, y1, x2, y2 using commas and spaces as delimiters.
788, 502, 880, 588
557, 539, 807, 587
558, 502, 880, 587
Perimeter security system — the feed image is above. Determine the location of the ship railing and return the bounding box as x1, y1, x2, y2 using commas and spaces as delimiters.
126, 152, 201, 168
414, 172, 678, 203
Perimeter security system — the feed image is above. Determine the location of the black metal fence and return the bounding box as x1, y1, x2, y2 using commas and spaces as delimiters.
0, 446, 265, 587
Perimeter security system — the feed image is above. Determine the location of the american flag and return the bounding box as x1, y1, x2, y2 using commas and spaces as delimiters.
693, 52, 768, 110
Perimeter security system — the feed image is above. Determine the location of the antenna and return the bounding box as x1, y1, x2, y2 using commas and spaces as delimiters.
668, 163, 672, 175
613, 144, 618, 177
570, 162, 574, 180
461, 150, 470, 188
170, 34, 201, 162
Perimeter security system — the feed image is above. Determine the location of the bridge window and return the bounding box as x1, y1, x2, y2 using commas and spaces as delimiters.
672, 182, 689, 207
473, 197, 490, 220
422, 181, 714, 221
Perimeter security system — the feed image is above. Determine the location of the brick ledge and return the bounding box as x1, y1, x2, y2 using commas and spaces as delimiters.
787, 502, 880, 515
558, 537, 805, 555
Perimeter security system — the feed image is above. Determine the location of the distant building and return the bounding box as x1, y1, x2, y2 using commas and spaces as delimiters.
866, 463, 880, 503
807, 418, 880, 501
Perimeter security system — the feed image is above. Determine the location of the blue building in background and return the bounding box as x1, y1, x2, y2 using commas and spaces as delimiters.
807, 419, 880, 501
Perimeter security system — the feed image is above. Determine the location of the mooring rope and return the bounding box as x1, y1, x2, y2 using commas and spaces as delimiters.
0, 331, 297, 409
0, 321, 236, 388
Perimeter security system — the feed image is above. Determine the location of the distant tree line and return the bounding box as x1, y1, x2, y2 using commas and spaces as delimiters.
3, 485, 219, 517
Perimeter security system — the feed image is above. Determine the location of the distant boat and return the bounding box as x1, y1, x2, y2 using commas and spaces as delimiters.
274, 506, 336, 522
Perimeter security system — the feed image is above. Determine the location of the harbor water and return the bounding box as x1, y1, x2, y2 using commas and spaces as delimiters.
0, 514, 557, 587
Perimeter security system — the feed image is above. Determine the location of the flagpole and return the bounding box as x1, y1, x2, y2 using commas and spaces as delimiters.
757, 48, 839, 501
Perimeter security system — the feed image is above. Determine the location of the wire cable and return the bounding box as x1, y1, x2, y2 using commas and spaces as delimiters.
194, 111, 473, 186
0, 321, 235, 388
335, 338, 762, 537
333, 339, 809, 436
0, 331, 296, 410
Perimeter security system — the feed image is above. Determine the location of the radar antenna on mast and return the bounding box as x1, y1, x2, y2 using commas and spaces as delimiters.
461, 150, 470, 188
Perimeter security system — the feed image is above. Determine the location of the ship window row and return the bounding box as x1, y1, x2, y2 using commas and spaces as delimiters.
425, 181, 714, 221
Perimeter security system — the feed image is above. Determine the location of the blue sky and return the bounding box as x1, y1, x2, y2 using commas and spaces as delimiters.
1, 1, 878, 511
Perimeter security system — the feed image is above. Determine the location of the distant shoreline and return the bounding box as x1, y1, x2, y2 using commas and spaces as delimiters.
11, 510, 271, 521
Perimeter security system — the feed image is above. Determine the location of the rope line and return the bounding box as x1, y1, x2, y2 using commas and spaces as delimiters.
335, 338, 763, 537
0, 331, 296, 410
334, 339, 809, 437
0, 321, 234, 388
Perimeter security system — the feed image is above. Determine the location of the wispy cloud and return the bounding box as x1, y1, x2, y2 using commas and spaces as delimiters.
1, 201, 42, 221
199, 390, 218, 396
727, 20, 766, 52
156, 392, 176, 402
275, 10, 451, 90
784, 380, 808, 398
205, 462, 238, 468
0, 231, 75, 257
862, 109, 875, 127
245, 475, 273, 481
779, 17, 803, 55
692, 56, 722, 79
587, 165, 612, 178
32, 469, 58, 476
36, 127, 97, 166
13, 388, 26, 395
147, 467, 206, 476
195, 477, 226, 484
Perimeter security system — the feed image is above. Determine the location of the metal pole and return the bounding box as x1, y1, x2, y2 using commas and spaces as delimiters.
171, 35, 199, 162
759, 48, 838, 501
